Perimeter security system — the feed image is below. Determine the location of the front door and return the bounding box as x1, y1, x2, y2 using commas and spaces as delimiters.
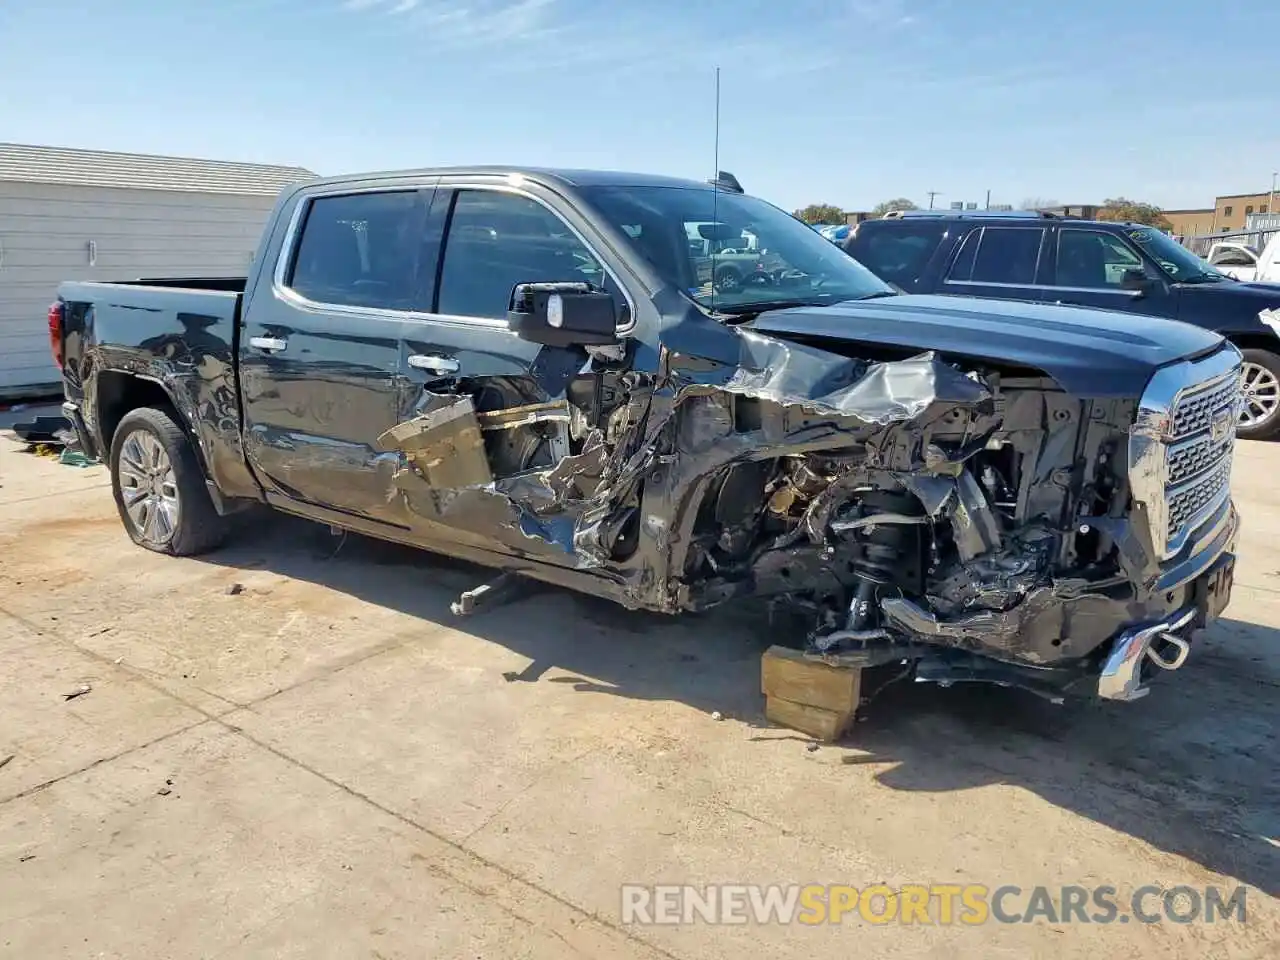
1041, 226, 1175, 317
383, 184, 633, 564
239, 185, 436, 524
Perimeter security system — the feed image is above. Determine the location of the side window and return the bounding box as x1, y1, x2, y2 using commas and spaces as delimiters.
946, 227, 1045, 285
287, 191, 425, 310
945, 228, 981, 281
1057, 230, 1144, 289
436, 190, 608, 320
970, 227, 1045, 284
851, 223, 946, 286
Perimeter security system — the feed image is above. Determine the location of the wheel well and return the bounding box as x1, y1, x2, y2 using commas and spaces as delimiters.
1224, 333, 1280, 357
96, 372, 179, 453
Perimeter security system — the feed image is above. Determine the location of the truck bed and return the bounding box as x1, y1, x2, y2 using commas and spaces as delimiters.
56, 278, 250, 502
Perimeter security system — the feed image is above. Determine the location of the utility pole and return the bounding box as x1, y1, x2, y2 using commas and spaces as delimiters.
984, 189, 991, 210
926, 191, 939, 210
1270, 171, 1277, 216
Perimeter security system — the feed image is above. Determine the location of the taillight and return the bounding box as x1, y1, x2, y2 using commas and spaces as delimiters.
48, 301, 65, 370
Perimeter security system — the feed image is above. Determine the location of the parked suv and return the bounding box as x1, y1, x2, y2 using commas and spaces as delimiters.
844, 211, 1280, 438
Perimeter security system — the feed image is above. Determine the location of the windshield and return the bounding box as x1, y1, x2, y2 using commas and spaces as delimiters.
1125, 226, 1227, 283
579, 185, 893, 312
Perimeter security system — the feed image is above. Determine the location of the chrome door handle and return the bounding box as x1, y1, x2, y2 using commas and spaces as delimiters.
408, 354, 460, 375
249, 336, 288, 352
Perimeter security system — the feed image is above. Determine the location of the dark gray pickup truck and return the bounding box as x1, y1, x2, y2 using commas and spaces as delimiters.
52, 166, 1241, 705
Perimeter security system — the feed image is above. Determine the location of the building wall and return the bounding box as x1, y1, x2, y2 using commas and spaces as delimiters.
1045, 204, 1103, 219
0, 181, 279, 394
1164, 208, 1217, 237
1212, 192, 1276, 231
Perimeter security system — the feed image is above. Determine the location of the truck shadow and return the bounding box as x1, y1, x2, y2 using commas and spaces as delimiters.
204, 512, 1280, 898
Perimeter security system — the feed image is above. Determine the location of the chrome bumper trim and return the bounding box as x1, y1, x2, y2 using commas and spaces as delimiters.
1154, 499, 1238, 594
1098, 607, 1196, 702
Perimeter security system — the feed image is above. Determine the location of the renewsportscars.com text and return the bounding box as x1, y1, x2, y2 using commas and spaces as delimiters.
620, 884, 1249, 926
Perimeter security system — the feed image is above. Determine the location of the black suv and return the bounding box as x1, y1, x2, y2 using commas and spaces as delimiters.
844, 211, 1280, 438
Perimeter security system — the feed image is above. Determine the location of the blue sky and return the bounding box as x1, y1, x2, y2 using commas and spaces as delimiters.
3, 0, 1278, 212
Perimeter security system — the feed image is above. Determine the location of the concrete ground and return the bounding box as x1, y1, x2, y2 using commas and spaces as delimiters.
0, 412, 1276, 959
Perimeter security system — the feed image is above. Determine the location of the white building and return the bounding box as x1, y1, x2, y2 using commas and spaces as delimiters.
0, 143, 316, 398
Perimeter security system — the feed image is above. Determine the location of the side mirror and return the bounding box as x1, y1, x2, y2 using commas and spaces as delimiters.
507, 282, 619, 347
1120, 268, 1154, 296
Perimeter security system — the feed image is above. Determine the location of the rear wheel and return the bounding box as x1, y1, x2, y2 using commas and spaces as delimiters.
1236, 349, 1280, 440
109, 406, 228, 555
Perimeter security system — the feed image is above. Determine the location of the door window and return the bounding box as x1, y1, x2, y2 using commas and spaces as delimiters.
945, 227, 1045, 285
286, 191, 425, 310
436, 190, 608, 320
1056, 229, 1147, 289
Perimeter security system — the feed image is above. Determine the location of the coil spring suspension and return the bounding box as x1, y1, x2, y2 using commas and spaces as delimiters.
845, 489, 925, 632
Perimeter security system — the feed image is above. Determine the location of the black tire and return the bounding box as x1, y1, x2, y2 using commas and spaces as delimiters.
1236, 348, 1280, 441
109, 406, 228, 555
713, 266, 742, 293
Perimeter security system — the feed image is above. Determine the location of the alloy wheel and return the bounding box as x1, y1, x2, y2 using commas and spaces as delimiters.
116, 429, 181, 544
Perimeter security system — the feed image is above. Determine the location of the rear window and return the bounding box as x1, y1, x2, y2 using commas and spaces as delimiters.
845, 222, 946, 287
286, 191, 426, 311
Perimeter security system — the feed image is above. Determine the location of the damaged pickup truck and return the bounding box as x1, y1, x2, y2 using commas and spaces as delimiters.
52, 166, 1241, 705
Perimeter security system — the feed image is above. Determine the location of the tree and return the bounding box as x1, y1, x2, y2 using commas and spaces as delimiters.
871, 198, 919, 216
1096, 198, 1172, 231
793, 203, 845, 225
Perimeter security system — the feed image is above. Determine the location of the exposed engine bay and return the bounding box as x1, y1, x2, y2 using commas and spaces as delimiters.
379, 324, 1172, 697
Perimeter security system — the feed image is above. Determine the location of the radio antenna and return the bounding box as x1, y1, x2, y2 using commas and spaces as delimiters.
713, 66, 721, 187
711, 66, 721, 312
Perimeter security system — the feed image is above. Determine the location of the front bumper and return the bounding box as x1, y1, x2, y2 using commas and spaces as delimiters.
1098, 500, 1239, 702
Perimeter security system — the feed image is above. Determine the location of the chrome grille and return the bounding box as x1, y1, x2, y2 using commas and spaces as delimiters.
1162, 371, 1238, 553
1171, 375, 1240, 440
1129, 347, 1241, 561
1166, 430, 1233, 486
1167, 455, 1232, 535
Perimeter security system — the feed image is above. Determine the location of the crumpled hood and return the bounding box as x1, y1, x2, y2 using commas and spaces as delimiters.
746, 294, 1226, 398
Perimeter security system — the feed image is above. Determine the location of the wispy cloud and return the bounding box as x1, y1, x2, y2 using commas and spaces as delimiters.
847, 0, 920, 28
343, 0, 914, 73
343, 0, 560, 47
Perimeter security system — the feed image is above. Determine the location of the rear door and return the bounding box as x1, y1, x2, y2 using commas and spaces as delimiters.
385, 180, 638, 562
1041, 226, 1175, 317
938, 224, 1051, 302
239, 181, 436, 522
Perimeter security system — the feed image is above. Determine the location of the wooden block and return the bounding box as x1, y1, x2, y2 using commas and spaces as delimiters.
765, 696, 853, 742
761, 645, 862, 715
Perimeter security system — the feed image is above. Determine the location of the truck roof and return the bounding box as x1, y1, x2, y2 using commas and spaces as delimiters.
301, 166, 723, 193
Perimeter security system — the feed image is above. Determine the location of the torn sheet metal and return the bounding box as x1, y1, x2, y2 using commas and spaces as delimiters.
378, 395, 493, 492
374, 317, 1167, 674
